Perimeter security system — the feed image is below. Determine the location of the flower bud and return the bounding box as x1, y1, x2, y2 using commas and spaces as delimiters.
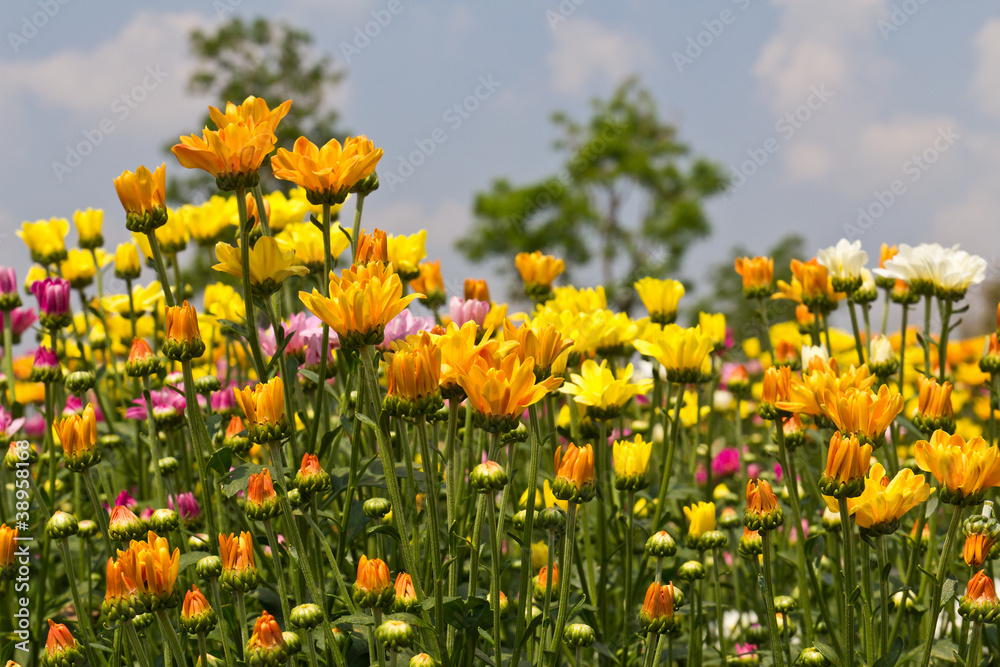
563, 622, 595, 648
126, 339, 162, 378
677, 560, 705, 581
151, 509, 180, 534
699, 530, 728, 550
108, 506, 145, 543
744, 479, 784, 531
114, 243, 142, 280
738, 527, 764, 559
409, 654, 438, 667
197, 556, 224, 581
533, 564, 558, 599
364, 497, 392, 520
5, 442, 37, 471
798, 647, 831, 667
64, 371, 95, 395
774, 595, 798, 614
180, 586, 217, 635
552, 444, 596, 503
163, 301, 206, 361
282, 632, 302, 656
77, 520, 98, 540
294, 453, 331, 498
393, 572, 419, 613
470, 460, 509, 492
159, 456, 180, 475
512, 510, 526, 531
245, 469, 280, 521
195, 375, 222, 395
959, 570, 1000, 623
353, 555, 394, 609
41, 620, 82, 667
246, 611, 287, 667
45, 511, 79, 540
375, 620, 415, 651
488, 590, 509, 617
645, 531, 677, 558
639, 582, 680, 634
289, 603, 323, 631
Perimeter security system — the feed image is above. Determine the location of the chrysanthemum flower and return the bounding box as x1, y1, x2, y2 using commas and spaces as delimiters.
915, 430, 1000, 505
516, 251, 565, 301
353, 555, 394, 609
819, 431, 872, 499
43, 620, 81, 666
163, 301, 206, 361
246, 610, 288, 664
213, 236, 309, 296
744, 478, 783, 531
245, 468, 279, 520
53, 403, 100, 471
634, 325, 713, 385
19, 218, 69, 265
114, 164, 167, 233
560, 359, 652, 420
409, 260, 446, 310
387, 230, 427, 281
219, 531, 259, 592
552, 443, 595, 502
639, 582, 679, 634
234, 377, 289, 443
817, 238, 869, 292
819, 385, 903, 448
613, 434, 651, 491
381, 331, 442, 418
502, 319, 573, 380
0, 524, 17, 581
272, 135, 382, 203
634, 277, 685, 325
913, 375, 955, 434
180, 585, 217, 635
824, 462, 929, 535
458, 351, 562, 433
734, 256, 773, 299
72, 207, 104, 249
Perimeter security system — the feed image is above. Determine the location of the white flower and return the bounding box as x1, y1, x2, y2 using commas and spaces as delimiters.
817, 239, 868, 281
859, 268, 875, 292
874, 243, 986, 296
801, 344, 829, 370
869, 334, 895, 365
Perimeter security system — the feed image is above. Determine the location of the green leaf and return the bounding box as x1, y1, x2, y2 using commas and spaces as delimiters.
335, 614, 374, 627
872, 636, 904, 667
207, 446, 233, 475
179, 550, 210, 573
815, 642, 844, 667
941, 577, 957, 609
217, 318, 248, 339
222, 462, 265, 497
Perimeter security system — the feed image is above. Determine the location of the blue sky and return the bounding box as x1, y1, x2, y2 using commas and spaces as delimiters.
1, 0, 999, 321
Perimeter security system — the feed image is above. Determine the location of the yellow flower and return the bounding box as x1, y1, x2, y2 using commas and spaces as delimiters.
114, 164, 167, 232
613, 434, 652, 490
409, 259, 446, 308
272, 135, 383, 202
172, 101, 291, 188
260, 189, 311, 232
164, 300, 205, 361
457, 352, 562, 433
698, 312, 726, 351
276, 221, 351, 273
819, 385, 903, 446
387, 230, 427, 281
683, 501, 716, 538
174, 197, 237, 247
299, 261, 421, 349
1, 523, 18, 573
553, 443, 596, 502
775, 258, 843, 311
131, 213, 189, 258
73, 208, 103, 249
825, 462, 929, 531
913, 375, 955, 434
214, 236, 309, 295
18, 218, 69, 264
356, 228, 390, 265
208, 96, 291, 132
204, 283, 245, 323
116, 532, 180, 602
634, 324, 714, 384
734, 256, 774, 298
114, 243, 142, 280
59, 249, 96, 289
560, 359, 653, 420
53, 404, 99, 470
437, 321, 518, 397
915, 430, 1000, 504
777, 364, 874, 418
101, 281, 164, 315
516, 251, 565, 299
234, 377, 288, 442
502, 319, 573, 378
634, 277, 685, 324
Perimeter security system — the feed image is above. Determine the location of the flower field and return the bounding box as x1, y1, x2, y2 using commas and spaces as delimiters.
4, 95, 1000, 667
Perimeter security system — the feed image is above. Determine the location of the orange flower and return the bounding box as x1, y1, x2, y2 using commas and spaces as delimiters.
246, 468, 278, 520
913, 375, 955, 434
795, 304, 815, 329
0, 524, 16, 573
219, 531, 259, 591
774, 258, 842, 311
639, 582, 679, 634
964, 533, 996, 568
44, 620, 79, 661
457, 352, 562, 433
180, 585, 216, 632
534, 563, 559, 597
353, 555, 394, 608
234, 377, 288, 443
103, 557, 138, 621
272, 135, 382, 202
759, 366, 792, 419
209, 96, 292, 132
393, 572, 419, 612
915, 430, 1000, 504
163, 301, 205, 361
734, 256, 774, 298
409, 260, 445, 308
114, 164, 167, 233
437, 321, 518, 397
820, 431, 872, 499
464, 278, 490, 303
502, 319, 574, 379
382, 331, 442, 405
247, 610, 286, 655
53, 403, 100, 471
777, 365, 874, 418
819, 385, 903, 446
515, 251, 565, 299
125, 338, 158, 377
355, 228, 389, 265
552, 443, 596, 502
116, 531, 179, 603
959, 570, 1000, 621
299, 261, 421, 349
744, 478, 783, 531
108, 505, 143, 542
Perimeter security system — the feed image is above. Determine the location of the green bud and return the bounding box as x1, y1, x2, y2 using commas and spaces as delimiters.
150, 509, 179, 534
645, 531, 677, 558
289, 603, 324, 631
409, 654, 438, 667
375, 620, 416, 651
195, 375, 222, 395
158, 456, 180, 475
774, 595, 798, 614
470, 461, 508, 492
364, 497, 392, 519
77, 520, 98, 540
538, 507, 567, 532
512, 510, 526, 532
197, 557, 224, 582
46, 511, 79, 539
282, 632, 302, 655
677, 560, 705, 581
64, 370, 95, 394
798, 647, 830, 667
563, 623, 595, 648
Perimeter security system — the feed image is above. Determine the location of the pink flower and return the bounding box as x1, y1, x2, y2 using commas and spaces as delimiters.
126, 388, 185, 421
168, 492, 201, 521
24, 414, 45, 438
746, 463, 762, 479
30, 277, 71, 318
0, 406, 25, 439
711, 447, 741, 478
774, 462, 783, 482
33, 346, 58, 371
379, 310, 433, 350
449, 297, 489, 328
0, 267, 16, 296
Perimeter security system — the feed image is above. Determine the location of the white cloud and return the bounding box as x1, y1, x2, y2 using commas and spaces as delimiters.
546, 18, 650, 95
971, 19, 1000, 119
783, 142, 833, 181
0, 12, 208, 142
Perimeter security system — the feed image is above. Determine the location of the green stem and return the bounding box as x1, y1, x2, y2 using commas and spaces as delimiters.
301, 511, 357, 613
235, 189, 268, 379
938, 297, 953, 382
651, 386, 683, 531
58, 538, 105, 667
350, 193, 367, 261
142, 376, 167, 508
877, 535, 890, 659
148, 233, 175, 308
923, 295, 933, 377
839, 496, 856, 667
197, 633, 210, 667
488, 498, 503, 667
712, 547, 728, 666
548, 501, 579, 665
761, 531, 785, 667
124, 620, 154, 667
968, 622, 984, 667
919, 505, 963, 667
775, 423, 814, 646
306, 201, 333, 454
83, 467, 115, 557
234, 590, 249, 657
847, 297, 865, 365
372, 608, 387, 667
415, 416, 445, 630
862, 542, 876, 665
622, 490, 635, 667
446, 398, 461, 656
180, 360, 221, 552
209, 579, 237, 667
155, 608, 189, 667
2, 311, 14, 406
880, 289, 890, 335
262, 518, 293, 624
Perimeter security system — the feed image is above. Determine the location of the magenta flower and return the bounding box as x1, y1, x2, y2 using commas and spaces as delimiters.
211, 383, 239, 414
30, 277, 71, 318
8, 307, 38, 338
126, 388, 186, 423
24, 413, 45, 438
0, 406, 25, 439
168, 492, 201, 521
0, 267, 16, 296
260, 312, 321, 358
449, 297, 490, 328
115, 490, 138, 508
63, 395, 104, 421
379, 310, 434, 350
711, 447, 741, 478
140, 507, 154, 521
33, 346, 59, 371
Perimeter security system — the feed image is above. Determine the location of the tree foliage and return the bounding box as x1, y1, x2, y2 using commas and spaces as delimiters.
166, 16, 344, 203
457, 79, 728, 311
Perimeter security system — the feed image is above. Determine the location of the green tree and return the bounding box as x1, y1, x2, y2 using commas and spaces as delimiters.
457, 79, 728, 311
166, 16, 344, 203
